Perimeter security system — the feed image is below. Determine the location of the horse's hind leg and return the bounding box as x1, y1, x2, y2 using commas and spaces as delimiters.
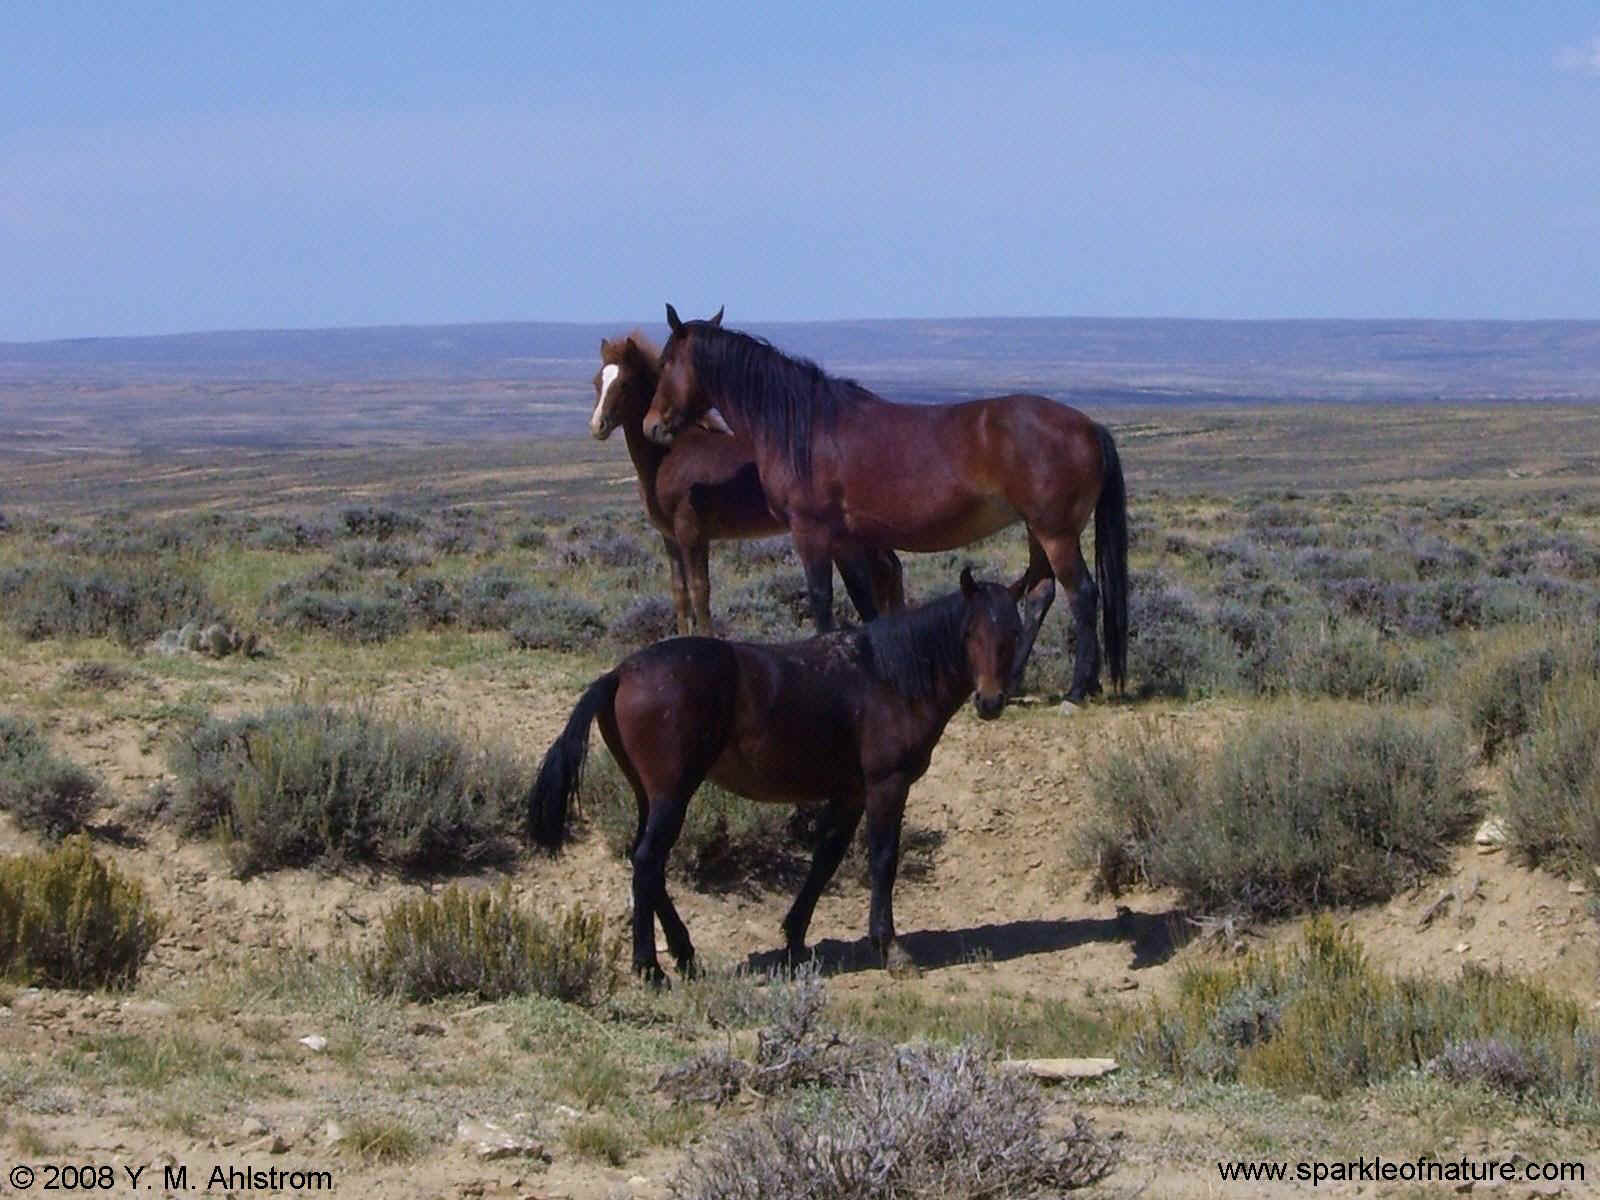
869, 549, 906, 613
630, 790, 696, 985
1008, 536, 1058, 692
782, 799, 864, 962
601, 712, 701, 984
1033, 531, 1101, 701
1068, 566, 1102, 700
836, 552, 880, 625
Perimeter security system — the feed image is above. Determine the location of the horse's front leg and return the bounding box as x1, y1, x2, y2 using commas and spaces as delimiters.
659, 533, 693, 636
863, 775, 916, 975
791, 523, 837, 633
684, 539, 712, 635
781, 799, 864, 963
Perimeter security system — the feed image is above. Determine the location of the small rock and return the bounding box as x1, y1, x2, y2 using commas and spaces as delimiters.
246, 1134, 290, 1154
409, 1021, 446, 1037
1474, 817, 1507, 846
120, 998, 177, 1020
1455, 942, 1470, 954
240, 1117, 269, 1138
1058, 699, 1080, 716
455, 1118, 547, 1163
1567, 882, 1588, 895
298, 1034, 328, 1052
322, 1120, 346, 1145
1002, 1057, 1119, 1081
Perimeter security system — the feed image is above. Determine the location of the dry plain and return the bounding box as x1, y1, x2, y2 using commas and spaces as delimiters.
3, 398, 1600, 1198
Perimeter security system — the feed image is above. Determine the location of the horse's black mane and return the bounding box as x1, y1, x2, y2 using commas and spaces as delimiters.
673, 322, 876, 482
857, 590, 969, 703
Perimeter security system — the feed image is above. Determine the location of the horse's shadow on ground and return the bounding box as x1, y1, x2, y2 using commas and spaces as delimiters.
745, 906, 1190, 978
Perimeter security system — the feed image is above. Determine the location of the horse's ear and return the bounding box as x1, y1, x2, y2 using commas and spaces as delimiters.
960, 566, 977, 599
698, 407, 735, 436
709, 305, 724, 327
600, 337, 613, 355
666, 303, 684, 335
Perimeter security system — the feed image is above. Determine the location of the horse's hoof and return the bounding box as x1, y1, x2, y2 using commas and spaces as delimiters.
676, 956, 700, 982
636, 963, 670, 991
883, 943, 920, 978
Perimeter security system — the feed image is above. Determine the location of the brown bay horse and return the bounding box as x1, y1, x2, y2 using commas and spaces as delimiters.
592, 328, 903, 634
531, 569, 1023, 983
643, 305, 1129, 701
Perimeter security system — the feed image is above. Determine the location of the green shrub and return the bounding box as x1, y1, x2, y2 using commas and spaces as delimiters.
1456, 626, 1600, 761
60, 661, 136, 692
0, 835, 164, 989
0, 562, 222, 647
1505, 673, 1600, 878
262, 587, 412, 643
360, 885, 620, 1005
1119, 919, 1599, 1104
337, 505, 423, 541
0, 717, 102, 839
166, 705, 528, 875
1262, 617, 1442, 701
505, 590, 607, 651
1085, 705, 1477, 919
1456, 633, 1565, 760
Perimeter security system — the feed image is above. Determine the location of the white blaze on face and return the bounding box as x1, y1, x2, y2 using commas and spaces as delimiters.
591, 363, 620, 437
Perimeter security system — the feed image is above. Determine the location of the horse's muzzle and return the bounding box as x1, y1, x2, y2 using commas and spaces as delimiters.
973, 692, 1006, 720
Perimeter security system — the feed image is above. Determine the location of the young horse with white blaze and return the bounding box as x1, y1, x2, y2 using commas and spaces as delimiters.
590, 326, 903, 635
530, 569, 1023, 984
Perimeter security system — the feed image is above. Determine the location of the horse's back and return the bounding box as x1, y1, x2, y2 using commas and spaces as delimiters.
702, 638, 868, 801
608, 637, 743, 775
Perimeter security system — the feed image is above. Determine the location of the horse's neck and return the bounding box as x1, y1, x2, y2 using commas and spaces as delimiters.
618, 391, 668, 486
926, 657, 975, 725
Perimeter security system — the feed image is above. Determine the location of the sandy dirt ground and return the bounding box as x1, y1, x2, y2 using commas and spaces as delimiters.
3, 646, 1598, 1199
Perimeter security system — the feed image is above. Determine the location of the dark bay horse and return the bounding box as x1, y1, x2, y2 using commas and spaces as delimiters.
592, 328, 904, 634
531, 568, 1023, 983
643, 305, 1129, 701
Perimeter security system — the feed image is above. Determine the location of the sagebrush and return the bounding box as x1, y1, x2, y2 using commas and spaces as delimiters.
0, 716, 102, 839
359, 885, 620, 1005
1085, 704, 1478, 918
167, 704, 528, 875
0, 836, 164, 989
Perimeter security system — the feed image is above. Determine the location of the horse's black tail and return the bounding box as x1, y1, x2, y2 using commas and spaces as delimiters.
1093, 423, 1129, 694
529, 671, 620, 853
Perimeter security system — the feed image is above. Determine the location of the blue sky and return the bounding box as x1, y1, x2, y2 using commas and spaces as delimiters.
3, 3, 1598, 340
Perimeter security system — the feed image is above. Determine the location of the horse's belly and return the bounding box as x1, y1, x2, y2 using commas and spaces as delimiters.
872, 494, 1019, 553
708, 737, 854, 804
